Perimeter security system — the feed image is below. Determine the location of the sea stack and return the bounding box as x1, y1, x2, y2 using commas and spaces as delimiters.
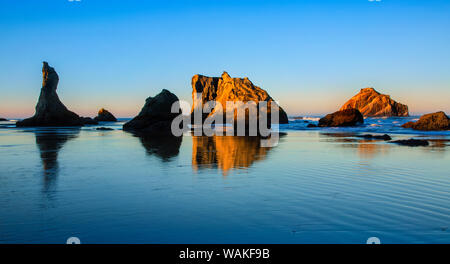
123, 89, 181, 136
190, 72, 289, 125
16, 62, 83, 127
318, 109, 364, 127
402, 111, 450, 131
340, 88, 409, 117
95, 108, 117, 122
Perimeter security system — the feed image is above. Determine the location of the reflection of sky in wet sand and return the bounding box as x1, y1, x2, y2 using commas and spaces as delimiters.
0, 127, 449, 243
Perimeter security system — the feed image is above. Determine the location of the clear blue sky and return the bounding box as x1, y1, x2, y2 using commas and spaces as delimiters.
0, 0, 449, 118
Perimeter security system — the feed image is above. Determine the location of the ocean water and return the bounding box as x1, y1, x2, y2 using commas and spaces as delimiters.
0, 117, 449, 244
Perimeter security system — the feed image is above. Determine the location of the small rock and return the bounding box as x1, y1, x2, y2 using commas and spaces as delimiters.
318, 109, 364, 127
390, 139, 429, 147
357, 134, 392, 140
96, 127, 114, 131
307, 124, 317, 128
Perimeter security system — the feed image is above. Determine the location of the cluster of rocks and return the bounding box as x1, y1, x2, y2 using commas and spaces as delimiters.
13, 62, 449, 142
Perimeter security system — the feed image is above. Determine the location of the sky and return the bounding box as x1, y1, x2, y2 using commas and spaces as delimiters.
0, 0, 449, 118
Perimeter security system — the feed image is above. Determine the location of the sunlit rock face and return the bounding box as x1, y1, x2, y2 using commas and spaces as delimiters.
402, 111, 450, 131
340, 88, 409, 117
192, 136, 272, 176
190, 72, 289, 125
16, 62, 82, 127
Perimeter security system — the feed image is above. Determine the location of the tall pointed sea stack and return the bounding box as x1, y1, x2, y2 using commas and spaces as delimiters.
340, 88, 409, 117
16, 62, 82, 127
191, 72, 289, 124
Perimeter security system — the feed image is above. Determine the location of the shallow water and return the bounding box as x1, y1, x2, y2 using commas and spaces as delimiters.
0, 118, 449, 243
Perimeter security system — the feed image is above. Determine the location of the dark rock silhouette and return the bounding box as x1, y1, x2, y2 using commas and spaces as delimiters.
0, 118, 7, 121
307, 124, 317, 128
81, 117, 99, 125
356, 134, 392, 141
96, 127, 114, 131
318, 109, 364, 127
340, 88, 409, 117
390, 139, 429, 147
95, 108, 117, 122
191, 72, 289, 125
16, 62, 83, 127
402, 111, 450, 131
123, 89, 181, 136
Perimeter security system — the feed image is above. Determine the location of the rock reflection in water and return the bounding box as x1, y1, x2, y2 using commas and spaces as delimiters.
136, 135, 182, 161
192, 136, 274, 176
319, 132, 391, 159
34, 129, 80, 194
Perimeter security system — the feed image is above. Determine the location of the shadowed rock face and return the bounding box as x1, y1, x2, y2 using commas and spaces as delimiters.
16, 62, 82, 127
123, 89, 181, 135
0, 118, 7, 121
319, 109, 364, 127
402, 111, 450, 131
191, 72, 289, 125
340, 88, 409, 117
95, 108, 117, 122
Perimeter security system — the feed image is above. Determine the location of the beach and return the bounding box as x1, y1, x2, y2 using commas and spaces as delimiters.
0, 118, 449, 243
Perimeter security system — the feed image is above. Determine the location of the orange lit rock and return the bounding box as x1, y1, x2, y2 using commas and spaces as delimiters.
340, 88, 409, 117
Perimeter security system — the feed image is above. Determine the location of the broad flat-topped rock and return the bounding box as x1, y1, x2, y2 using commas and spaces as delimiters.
95, 108, 117, 122
340, 88, 409, 117
123, 89, 181, 136
402, 111, 450, 131
319, 109, 364, 127
0, 118, 7, 121
191, 72, 289, 124
16, 62, 83, 127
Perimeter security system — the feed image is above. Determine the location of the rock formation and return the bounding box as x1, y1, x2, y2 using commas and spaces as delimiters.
318, 109, 364, 127
16, 62, 83, 127
402, 111, 450, 131
191, 72, 289, 125
123, 89, 181, 136
340, 88, 409, 117
95, 108, 117, 122
0, 118, 7, 121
